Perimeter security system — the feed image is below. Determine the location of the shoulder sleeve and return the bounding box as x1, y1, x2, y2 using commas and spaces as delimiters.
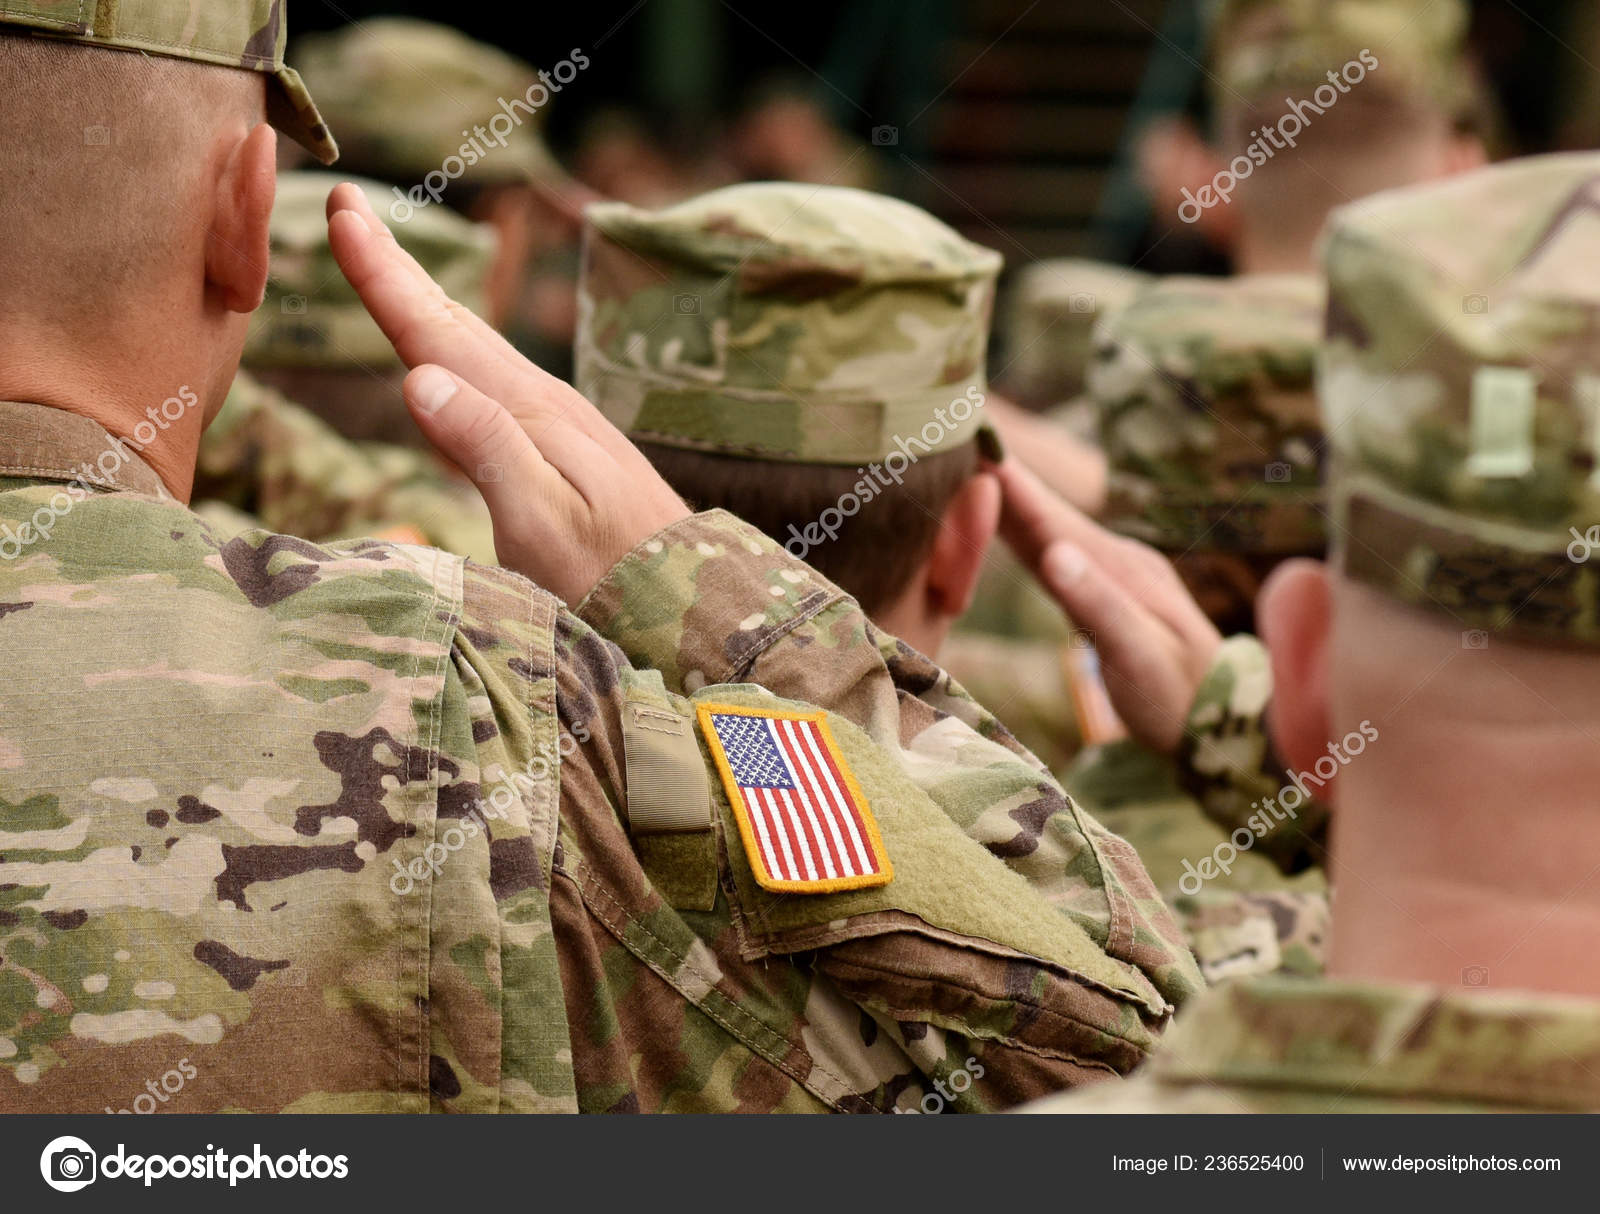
576, 510, 1203, 1018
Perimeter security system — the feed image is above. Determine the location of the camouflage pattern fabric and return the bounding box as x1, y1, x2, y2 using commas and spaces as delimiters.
1205, 0, 1472, 117
1025, 976, 1600, 1112
194, 372, 497, 563
937, 633, 1081, 777
0, 0, 336, 163
1068, 737, 1327, 983
0, 401, 1203, 1113
1090, 273, 1326, 557
293, 17, 563, 186
577, 182, 1003, 465
247, 172, 495, 372
1322, 151, 1600, 648
1002, 259, 1150, 409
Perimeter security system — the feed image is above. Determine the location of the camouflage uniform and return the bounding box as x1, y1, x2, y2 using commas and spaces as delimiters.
0, 6, 1203, 1113
193, 172, 499, 559
1031, 152, 1600, 1113
1066, 275, 1334, 978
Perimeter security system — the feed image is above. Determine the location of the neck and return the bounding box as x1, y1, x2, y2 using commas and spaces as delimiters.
1232, 229, 1318, 276
1327, 712, 1600, 1000
0, 323, 228, 502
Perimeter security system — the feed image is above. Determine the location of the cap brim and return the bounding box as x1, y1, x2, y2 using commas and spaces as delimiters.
270, 66, 339, 166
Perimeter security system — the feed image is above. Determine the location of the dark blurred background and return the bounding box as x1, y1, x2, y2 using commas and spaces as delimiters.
296, 0, 1597, 264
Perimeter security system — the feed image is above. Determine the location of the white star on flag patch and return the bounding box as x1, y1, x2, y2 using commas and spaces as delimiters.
696, 704, 892, 893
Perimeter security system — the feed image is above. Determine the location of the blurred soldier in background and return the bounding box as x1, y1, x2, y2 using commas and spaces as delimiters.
1062, 274, 1334, 980
193, 172, 499, 560
294, 17, 597, 378
0, 2, 1204, 1114
1033, 152, 1600, 1112
1142, 0, 1487, 275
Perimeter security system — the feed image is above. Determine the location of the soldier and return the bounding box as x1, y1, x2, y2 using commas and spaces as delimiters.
0, 3, 1201, 1113
294, 17, 597, 379
574, 182, 1293, 935
193, 172, 499, 559
1152, 0, 1487, 275
1031, 151, 1600, 1111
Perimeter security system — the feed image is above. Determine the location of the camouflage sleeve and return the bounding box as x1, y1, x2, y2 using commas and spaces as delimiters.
1175, 635, 1329, 873
577, 509, 1204, 1013
194, 373, 497, 561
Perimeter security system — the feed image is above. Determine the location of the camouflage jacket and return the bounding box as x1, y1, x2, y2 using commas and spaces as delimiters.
1026, 975, 1600, 1112
1068, 740, 1328, 983
0, 400, 1200, 1113
193, 372, 497, 563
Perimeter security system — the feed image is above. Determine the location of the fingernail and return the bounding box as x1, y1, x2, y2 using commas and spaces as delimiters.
411, 366, 458, 417
1043, 541, 1087, 587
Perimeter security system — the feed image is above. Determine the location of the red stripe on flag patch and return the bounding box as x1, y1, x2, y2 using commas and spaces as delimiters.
697, 704, 893, 893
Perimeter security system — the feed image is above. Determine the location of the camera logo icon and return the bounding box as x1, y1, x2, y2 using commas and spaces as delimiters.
1265, 461, 1292, 483
871, 125, 898, 146
1070, 629, 1096, 650
1463, 294, 1489, 315
1461, 964, 1490, 987
477, 462, 504, 483
1461, 629, 1489, 650
83, 126, 111, 146
1068, 293, 1097, 314
673, 293, 700, 315
281, 295, 308, 316
41, 1136, 97, 1192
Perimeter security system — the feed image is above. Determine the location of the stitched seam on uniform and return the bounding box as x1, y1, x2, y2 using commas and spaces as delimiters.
409, 547, 456, 1109
720, 589, 840, 680
563, 855, 860, 1108
0, 463, 140, 490
1, 1, 86, 31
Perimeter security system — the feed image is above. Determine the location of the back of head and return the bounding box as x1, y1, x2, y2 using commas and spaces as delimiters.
576, 182, 1003, 613
0, 2, 333, 334
1089, 272, 1326, 632
1320, 152, 1600, 655
1002, 259, 1150, 410
1204, 0, 1481, 265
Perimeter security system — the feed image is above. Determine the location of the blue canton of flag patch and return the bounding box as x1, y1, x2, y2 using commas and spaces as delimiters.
708, 713, 795, 789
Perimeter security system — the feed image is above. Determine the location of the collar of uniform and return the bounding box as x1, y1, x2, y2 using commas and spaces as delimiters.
1150, 975, 1600, 1110
0, 400, 168, 498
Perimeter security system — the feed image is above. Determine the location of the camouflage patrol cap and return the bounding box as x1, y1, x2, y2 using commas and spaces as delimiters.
0, 0, 336, 164
1321, 152, 1600, 648
1090, 273, 1326, 555
294, 18, 561, 188
245, 172, 494, 371
1005, 259, 1150, 406
1206, 0, 1470, 115
577, 182, 1003, 465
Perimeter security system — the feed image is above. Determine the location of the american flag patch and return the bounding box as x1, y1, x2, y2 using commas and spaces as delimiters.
697, 704, 892, 893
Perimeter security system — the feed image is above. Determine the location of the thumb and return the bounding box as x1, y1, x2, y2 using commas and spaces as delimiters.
402, 364, 545, 510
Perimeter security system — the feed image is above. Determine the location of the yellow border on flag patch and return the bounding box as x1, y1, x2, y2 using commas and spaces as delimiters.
696, 702, 893, 894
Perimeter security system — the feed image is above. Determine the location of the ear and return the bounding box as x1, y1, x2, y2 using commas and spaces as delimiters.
205, 123, 278, 314
1259, 558, 1334, 792
925, 470, 1001, 621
